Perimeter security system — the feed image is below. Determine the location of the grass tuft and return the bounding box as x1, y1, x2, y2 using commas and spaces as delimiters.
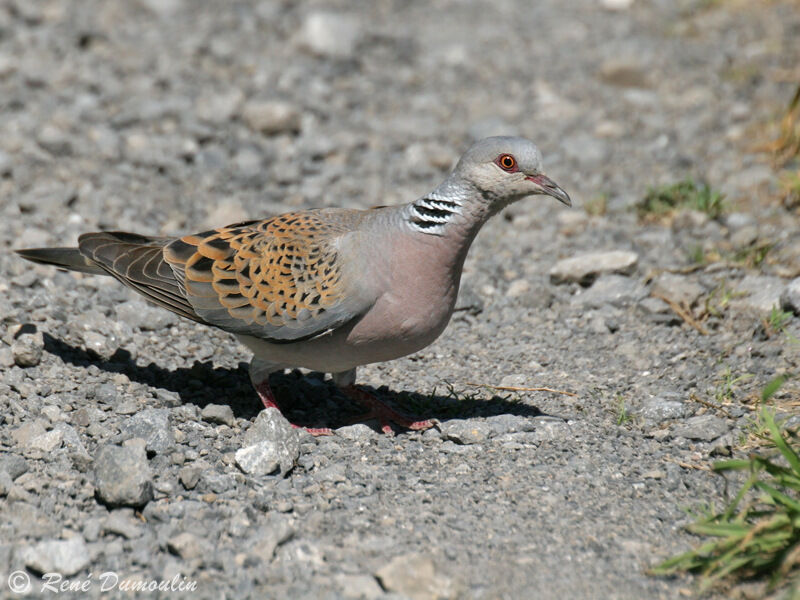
638, 179, 726, 220
650, 408, 800, 595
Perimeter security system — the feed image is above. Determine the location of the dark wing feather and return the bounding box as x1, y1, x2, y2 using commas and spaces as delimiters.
77, 232, 204, 323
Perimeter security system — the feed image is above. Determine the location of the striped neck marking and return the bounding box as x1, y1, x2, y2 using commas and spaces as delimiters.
408, 192, 463, 235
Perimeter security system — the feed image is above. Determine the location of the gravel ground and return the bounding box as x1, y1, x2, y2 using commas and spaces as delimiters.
1, 0, 800, 598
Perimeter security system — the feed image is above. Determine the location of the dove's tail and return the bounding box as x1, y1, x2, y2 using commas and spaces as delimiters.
14, 247, 107, 275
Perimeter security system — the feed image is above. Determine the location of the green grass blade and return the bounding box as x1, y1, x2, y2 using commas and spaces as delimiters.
763, 410, 800, 475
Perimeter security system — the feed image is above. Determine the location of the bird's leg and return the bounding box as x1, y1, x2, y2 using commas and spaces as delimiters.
332, 370, 434, 435
249, 357, 332, 436
341, 385, 435, 435
254, 379, 333, 437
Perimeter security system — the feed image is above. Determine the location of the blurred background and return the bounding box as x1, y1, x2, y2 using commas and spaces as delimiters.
0, 0, 797, 242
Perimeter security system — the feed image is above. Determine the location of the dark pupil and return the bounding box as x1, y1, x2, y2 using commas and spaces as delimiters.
503, 157, 513, 167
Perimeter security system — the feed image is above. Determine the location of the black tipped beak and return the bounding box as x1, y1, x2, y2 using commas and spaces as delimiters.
526, 174, 571, 207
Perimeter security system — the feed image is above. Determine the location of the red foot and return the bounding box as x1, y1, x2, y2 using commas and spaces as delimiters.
255, 381, 333, 436
342, 385, 435, 435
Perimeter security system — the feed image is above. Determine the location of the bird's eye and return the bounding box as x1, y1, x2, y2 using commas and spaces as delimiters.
497, 154, 517, 172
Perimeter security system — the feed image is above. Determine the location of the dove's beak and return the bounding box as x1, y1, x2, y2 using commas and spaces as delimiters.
525, 174, 571, 207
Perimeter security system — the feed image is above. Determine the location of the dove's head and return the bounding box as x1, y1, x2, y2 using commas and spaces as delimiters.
451, 136, 571, 211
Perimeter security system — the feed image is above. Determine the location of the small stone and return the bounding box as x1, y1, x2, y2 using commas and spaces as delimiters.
201, 403, 236, 427
599, 59, 650, 88
295, 12, 361, 59
601, 0, 634, 9
638, 396, 690, 423
673, 414, 730, 442
179, 466, 201, 490
195, 89, 244, 124
115, 399, 139, 415
672, 210, 709, 230
82, 330, 120, 361
571, 274, 645, 308
241, 100, 301, 136
314, 464, 346, 483
248, 513, 295, 563
0, 470, 13, 496
506, 279, 530, 298
94, 442, 154, 508
20, 537, 90, 577
235, 441, 285, 476
138, 0, 183, 16
37, 123, 74, 155
53, 422, 91, 459
484, 414, 537, 436
0, 454, 28, 480
650, 272, 705, 307
336, 423, 376, 441
11, 421, 47, 446
730, 225, 759, 248
530, 416, 571, 441
375, 553, 459, 600
12, 330, 44, 367
335, 574, 384, 599
724, 212, 757, 230
103, 509, 144, 539
439, 420, 493, 444
731, 275, 786, 313
41, 405, 63, 423
0, 347, 14, 368
119, 408, 174, 454
115, 299, 177, 330
236, 408, 300, 475
167, 532, 207, 560
780, 277, 800, 315
28, 429, 64, 452
550, 250, 638, 285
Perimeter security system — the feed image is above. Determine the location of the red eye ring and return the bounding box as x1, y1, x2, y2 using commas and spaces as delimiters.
496, 154, 517, 172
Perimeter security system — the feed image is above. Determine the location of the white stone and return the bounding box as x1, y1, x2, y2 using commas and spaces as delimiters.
550, 250, 639, 285
295, 12, 361, 58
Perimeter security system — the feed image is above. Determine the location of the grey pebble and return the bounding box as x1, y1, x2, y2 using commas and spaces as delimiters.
673, 414, 730, 442
484, 414, 537, 435
167, 531, 208, 560
0, 454, 29, 480
115, 299, 178, 330
19, 536, 91, 577
102, 509, 144, 539
440, 419, 493, 444
295, 11, 361, 59
550, 250, 638, 285
246, 512, 295, 562
12, 330, 44, 368
781, 277, 800, 314
179, 466, 201, 490
335, 423, 377, 441
119, 408, 175, 454
638, 396, 691, 423
94, 441, 154, 508
11, 420, 47, 446
236, 408, 300, 475
241, 100, 301, 136
201, 403, 236, 427
650, 272, 705, 307
571, 274, 645, 308
375, 552, 459, 600
731, 275, 786, 313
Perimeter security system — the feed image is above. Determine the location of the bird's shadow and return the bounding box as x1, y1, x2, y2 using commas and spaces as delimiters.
43, 333, 547, 431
